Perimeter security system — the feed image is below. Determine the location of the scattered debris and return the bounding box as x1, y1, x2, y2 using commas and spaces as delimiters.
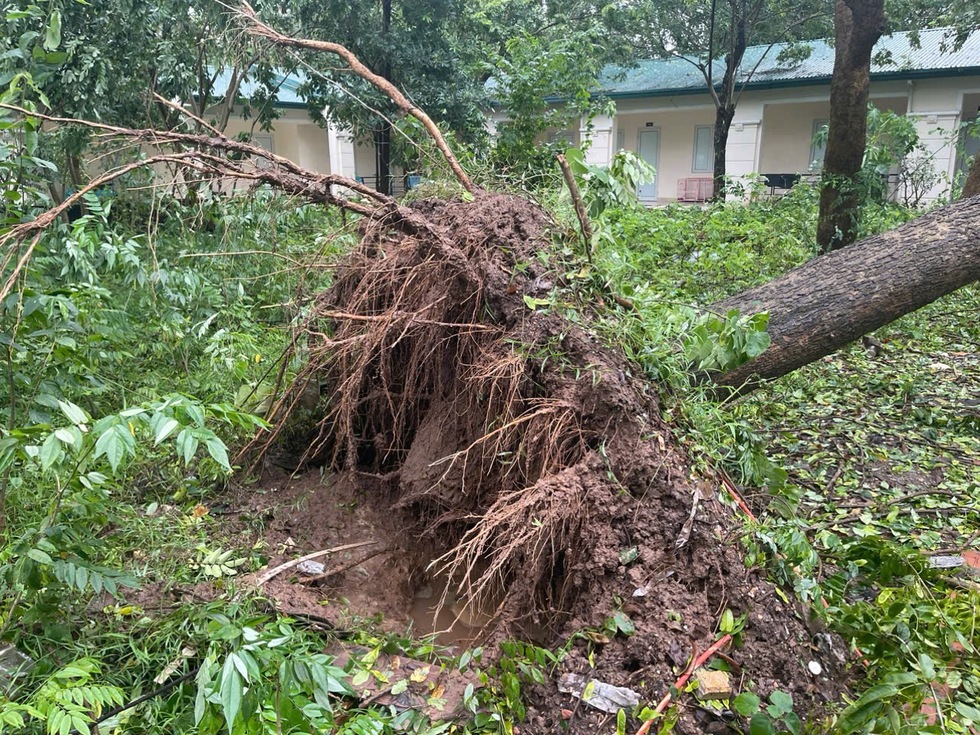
254, 540, 378, 585
296, 559, 326, 575
619, 546, 640, 565
675, 487, 701, 549
329, 645, 481, 722
557, 672, 641, 713
693, 669, 732, 701
928, 555, 964, 569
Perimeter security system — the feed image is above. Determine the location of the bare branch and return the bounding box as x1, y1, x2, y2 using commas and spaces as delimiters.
236, 2, 478, 195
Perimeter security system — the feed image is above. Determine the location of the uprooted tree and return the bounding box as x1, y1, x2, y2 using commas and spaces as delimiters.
3, 6, 980, 729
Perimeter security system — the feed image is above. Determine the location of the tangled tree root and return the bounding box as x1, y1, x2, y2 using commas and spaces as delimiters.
253, 193, 844, 730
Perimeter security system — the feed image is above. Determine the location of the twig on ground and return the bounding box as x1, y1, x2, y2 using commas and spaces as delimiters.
636, 634, 733, 735
718, 469, 756, 522
254, 541, 379, 586
823, 466, 844, 495
837, 487, 956, 509
71, 667, 199, 734
304, 548, 389, 585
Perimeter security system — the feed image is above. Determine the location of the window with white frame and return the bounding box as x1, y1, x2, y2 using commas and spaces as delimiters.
810, 119, 828, 171
692, 126, 713, 172
547, 129, 574, 147
616, 128, 625, 152
253, 134, 275, 170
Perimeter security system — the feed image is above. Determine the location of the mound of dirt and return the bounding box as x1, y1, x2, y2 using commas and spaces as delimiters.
248, 193, 847, 732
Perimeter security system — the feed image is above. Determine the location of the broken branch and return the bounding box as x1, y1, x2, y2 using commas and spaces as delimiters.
556, 153, 593, 263
254, 540, 379, 586
238, 2, 477, 196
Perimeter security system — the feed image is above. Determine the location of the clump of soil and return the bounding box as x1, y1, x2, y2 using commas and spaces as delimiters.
247, 193, 846, 732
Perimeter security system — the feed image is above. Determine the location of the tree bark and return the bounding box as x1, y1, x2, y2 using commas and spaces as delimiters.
375, 0, 393, 194
710, 2, 747, 202
712, 104, 735, 201
962, 152, 980, 199
815, 0, 885, 253
713, 196, 980, 390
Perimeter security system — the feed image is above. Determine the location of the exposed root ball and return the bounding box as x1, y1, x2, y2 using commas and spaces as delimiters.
261, 193, 843, 732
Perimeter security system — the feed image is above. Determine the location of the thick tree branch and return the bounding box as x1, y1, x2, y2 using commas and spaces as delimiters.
0, 105, 403, 304
237, 2, 477, 195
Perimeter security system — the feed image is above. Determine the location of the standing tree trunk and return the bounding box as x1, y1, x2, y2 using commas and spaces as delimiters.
374, 0, 393, 195
710, 3, 748, 202
712, 104, 736, 201
962, 152, 980, 199
816, 0, 885, 253
713, 196, 980, 390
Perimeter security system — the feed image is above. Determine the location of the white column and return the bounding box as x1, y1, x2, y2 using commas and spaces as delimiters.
326, 119, 345, 177
581, 111, 615, 167
725, 119, 763, 199
337, 131, 358, 179
905, 111, 961, 203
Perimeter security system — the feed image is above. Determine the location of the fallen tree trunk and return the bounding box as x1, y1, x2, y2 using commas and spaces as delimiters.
713, 195, 980, 390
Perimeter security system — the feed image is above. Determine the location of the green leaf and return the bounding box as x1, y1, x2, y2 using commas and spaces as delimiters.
767, 690, 793, 718
154, 417, 180, 445
58, 400, 89, 425
205, 437, 231, 471
94, 424, 130, 471
611, 610, 634, 636
783, 711, 802, 735
54, 428, 75, 445
955, 701, 980, 723
391, 679, 408, 695
733, 692, 761, 716
720, 608, 735, 633
39, 432, 64, 470
27, 548, 53, 564
749, 713, 776, 735
176, 429, 199, 466
835, 700, 883, 733
219, 655, 243, 732
43, 9, 61, 51
917, 652, 935, 680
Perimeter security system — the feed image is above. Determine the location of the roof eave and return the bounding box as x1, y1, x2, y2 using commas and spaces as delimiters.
599, 65, 980, 100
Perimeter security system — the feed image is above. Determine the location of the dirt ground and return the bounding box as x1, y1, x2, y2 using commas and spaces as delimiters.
228, 193, 850, 733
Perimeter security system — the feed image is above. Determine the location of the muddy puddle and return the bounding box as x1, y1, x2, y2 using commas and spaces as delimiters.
408, 571, 500, 646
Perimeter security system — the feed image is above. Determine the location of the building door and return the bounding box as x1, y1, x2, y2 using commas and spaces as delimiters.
637, 129, 660, 201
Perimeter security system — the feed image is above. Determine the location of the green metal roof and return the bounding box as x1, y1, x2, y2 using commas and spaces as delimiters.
597, 27, 980, 99
211, 69, 308, 108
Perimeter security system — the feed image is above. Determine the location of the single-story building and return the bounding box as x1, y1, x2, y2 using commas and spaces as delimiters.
215, 72, 392, 190
217, 27, 980, 204
495, 26, 980, 205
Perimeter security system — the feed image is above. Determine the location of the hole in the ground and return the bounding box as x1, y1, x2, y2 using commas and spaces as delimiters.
409, 565, 503, 647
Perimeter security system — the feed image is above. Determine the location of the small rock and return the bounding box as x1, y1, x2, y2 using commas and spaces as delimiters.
693, 669, 732, 701
808, 660, 823, 676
